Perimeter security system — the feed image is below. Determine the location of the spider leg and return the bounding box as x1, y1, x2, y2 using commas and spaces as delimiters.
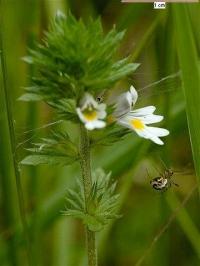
146, 168, 152, 183
172, 181, 179, 187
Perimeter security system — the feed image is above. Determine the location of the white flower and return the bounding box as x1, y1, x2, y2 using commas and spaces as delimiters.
76, 93, 106, 130
115, 86, 169, 145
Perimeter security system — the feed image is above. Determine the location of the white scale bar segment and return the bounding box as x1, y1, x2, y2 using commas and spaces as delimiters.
154, 2, 166, 8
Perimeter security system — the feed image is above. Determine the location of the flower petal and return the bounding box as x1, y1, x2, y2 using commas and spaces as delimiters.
131, 106, 156, 116
76, 108, 86, 123
146, 127, 170, 137
92, 120, 106, 129
85, 122, 95, 130
141, 114, 163, 124
113, 86, 138, 118
150, 136, 164, 145
127, 85, 138, 107
81, 93, 98, 110
133, 127, 149, 139
85, 120, 106, 130
130, 86, 138, 105
134, 127, 165, 145
114, 95, 131, 117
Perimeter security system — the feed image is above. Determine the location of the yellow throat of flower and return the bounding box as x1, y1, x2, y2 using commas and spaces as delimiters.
83, 109, 97, 121
130, 118, 145, 130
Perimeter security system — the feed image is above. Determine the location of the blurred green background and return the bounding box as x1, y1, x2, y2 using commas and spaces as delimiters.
0, 1, 200, 266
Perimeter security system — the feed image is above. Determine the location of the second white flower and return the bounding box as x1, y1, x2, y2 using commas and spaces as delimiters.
77, 93, 106, 130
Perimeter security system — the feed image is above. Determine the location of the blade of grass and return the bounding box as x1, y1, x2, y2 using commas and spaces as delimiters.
0, 7, 32, 266
173, 4, 200, 195
188, 4, 200, 51
166, 189, 200, 258
23, 2, 48, 263
0, 61, 19, 266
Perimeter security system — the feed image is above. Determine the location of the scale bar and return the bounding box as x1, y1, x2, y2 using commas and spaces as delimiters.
122, 0, 198, 2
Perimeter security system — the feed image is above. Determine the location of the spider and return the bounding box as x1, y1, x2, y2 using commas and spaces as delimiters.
150, 169, 179, 192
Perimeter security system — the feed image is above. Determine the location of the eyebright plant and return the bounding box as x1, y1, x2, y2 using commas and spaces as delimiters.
20, 11, 169, 266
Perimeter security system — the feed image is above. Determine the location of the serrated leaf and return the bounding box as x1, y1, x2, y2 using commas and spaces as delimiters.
18, 93, 43, 102
63, 168, 120, 232
20, 155, 75, 166
20, 129, 78, 167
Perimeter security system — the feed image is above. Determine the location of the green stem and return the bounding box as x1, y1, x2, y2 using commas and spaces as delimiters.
79, 124, 97, 266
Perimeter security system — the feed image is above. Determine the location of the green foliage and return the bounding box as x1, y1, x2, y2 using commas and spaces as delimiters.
20, 130, 78, 166
20, 11, 139, 105
62, 169, 120, 232
47, 98, 78, 122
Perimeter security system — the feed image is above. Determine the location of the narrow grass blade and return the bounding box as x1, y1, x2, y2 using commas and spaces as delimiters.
0, 79, 19, 264
173, 4, 200, 194
0, 9, 32, 266
166, 189, 200, 258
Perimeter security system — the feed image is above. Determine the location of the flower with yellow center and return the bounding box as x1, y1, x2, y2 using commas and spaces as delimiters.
82, 109, 98, 121
115, 86, 169, 145
76, 93, 106, 130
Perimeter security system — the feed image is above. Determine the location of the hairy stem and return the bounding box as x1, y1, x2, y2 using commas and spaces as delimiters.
79, 123, 97, 266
